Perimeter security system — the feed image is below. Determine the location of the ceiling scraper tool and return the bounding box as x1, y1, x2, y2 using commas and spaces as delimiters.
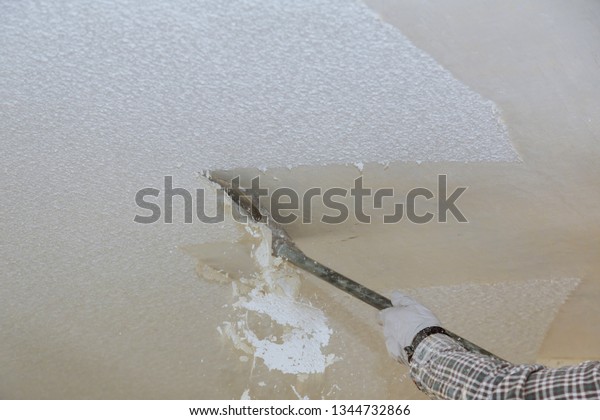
203, 172, 502, 360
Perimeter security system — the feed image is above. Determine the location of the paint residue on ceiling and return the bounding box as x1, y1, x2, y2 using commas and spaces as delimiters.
195, 191, 336, 375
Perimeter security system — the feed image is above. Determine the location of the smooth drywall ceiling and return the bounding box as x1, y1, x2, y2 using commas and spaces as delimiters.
1, 0, 518, 173
406, 278, 581, 363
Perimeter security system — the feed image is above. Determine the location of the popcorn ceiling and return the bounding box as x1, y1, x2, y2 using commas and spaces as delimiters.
0, 0, 520, 347
1, 0, 518, 174
0, 0, 596, 400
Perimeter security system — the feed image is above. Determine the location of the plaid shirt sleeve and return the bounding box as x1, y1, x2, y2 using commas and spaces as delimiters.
410, 334, 600, 399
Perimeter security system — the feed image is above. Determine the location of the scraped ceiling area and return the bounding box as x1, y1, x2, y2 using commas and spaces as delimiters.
2, 0, 599, 399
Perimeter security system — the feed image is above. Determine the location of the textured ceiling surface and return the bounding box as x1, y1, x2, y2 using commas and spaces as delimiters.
1, 0, 599, 399
1, 0, 517, 171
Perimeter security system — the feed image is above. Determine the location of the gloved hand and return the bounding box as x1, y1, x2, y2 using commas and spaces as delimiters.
379, 291, 441, 365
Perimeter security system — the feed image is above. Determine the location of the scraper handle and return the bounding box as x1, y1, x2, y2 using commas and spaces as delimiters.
275, 240, 503, 361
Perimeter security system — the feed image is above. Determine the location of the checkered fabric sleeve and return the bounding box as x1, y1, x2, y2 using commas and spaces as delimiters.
410, 334, 600, 399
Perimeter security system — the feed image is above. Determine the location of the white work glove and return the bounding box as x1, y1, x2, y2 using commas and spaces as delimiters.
379, 291, 441, 365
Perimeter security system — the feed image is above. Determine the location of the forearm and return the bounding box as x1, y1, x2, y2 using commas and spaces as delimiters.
410, 334, 600, 399
410, 334, 520, 399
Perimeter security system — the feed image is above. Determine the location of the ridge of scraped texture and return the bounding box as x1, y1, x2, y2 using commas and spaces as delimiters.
1, 0, 518, 172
